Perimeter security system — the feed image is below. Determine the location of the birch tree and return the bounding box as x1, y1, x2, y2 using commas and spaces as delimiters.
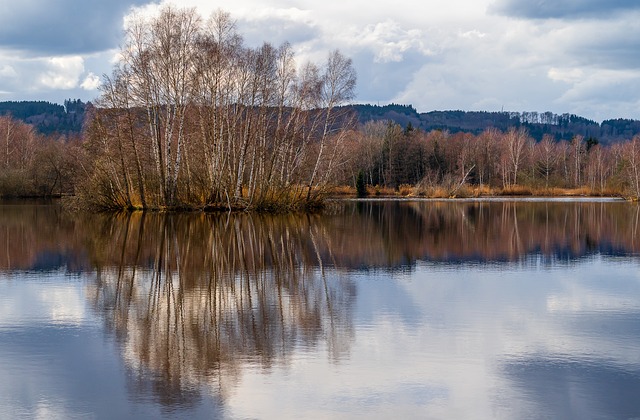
623, 136, 640, 199
124, 6, 201, 206
306, 50, 357, 200
535, 135, 558, 188
86, 5, 357, 211
501, 127, 529, 186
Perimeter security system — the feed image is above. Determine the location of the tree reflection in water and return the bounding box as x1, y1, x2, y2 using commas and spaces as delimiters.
322, 200, 640, 267
2, 199, 639, 411
85, 212, 356, 408
2, 200, 638, 272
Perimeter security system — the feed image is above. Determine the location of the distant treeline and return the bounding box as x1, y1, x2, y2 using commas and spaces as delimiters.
0, 99, 87, 135
348, 104, 640, 144
4, 99, 640, 145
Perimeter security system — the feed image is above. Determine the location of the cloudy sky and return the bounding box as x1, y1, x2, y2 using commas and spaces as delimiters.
1, 0, 639, 122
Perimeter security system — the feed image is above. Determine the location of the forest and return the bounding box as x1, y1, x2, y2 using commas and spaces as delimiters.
0, 99, 87, 135
336, 121, 640, 199
0, 6, 640, 209
349, 104, 640, 144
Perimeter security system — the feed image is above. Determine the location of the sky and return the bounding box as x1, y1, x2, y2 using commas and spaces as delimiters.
0, 0, 639, 122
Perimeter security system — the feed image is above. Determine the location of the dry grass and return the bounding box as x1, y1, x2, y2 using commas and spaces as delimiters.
398, 184, 414, 196
410, 186, 451, 198
529, 186, 588, 196
498, 185, 534, 196
496, 185, 607, 197
331, 185, 356, 196
330, 183, 627, 200
467, 185, 497, 197
367, 185, 396, 196
521, 186, 622, 197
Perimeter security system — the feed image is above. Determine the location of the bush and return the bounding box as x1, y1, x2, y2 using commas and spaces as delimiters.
0, 171, 35, 197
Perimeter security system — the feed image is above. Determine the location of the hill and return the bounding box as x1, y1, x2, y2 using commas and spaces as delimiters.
2, 99, 640, 144
348, 104, 640, 144
0, 99, 87, 135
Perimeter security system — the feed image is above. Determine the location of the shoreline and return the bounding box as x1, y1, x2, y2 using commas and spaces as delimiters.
333, 196, 628, 203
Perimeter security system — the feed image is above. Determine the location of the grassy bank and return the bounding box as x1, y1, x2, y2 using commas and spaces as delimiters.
331, 184, 629, 200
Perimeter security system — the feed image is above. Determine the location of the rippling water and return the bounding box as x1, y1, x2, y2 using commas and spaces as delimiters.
1, 200, 640, 419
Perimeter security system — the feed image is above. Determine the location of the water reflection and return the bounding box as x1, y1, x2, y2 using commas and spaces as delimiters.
333, 200, 640, 266
502, 356, 640, 419
2, 200, 639, 273
0, 201, 83, 272
84, 212, 355, 408
2, 200, 640, 418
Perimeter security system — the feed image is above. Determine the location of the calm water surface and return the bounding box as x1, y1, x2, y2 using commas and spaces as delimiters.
1, 200, 640, 419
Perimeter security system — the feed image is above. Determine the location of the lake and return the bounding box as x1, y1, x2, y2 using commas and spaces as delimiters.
1, 199, 640, 419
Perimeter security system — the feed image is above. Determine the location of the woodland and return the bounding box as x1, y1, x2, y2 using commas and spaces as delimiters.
1, 6, 640, 209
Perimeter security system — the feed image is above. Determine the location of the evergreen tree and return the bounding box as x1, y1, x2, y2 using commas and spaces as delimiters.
356, 170, 367, 197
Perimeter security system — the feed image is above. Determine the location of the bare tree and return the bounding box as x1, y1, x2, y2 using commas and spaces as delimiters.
623, 136, 640, 199
535, 135, 558, 188
306, 50, 357, 201
570, 135, 585, 187
0, 116, 35, 172
585, 145, 610, 193
123, 6, 201, 206
475, 128, 500, 187
501, 127, 529, 186
86, 6, 357, 211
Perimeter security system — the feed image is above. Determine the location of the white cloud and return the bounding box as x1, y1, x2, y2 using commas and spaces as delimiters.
0, 64, 16, 78
81, 72, 101, 91
459, 29, 486, 39
38, 56, 85, 90
548, 67, 584, 83
239, 6, 312, 23
0, 49, 112, 103
555, 69, 640, 102
349, 20, 430, 63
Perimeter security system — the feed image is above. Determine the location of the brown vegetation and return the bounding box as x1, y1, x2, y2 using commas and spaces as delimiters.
0, 115, 80, 197
77, 6, 357, 212
338, 121, 640, 200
